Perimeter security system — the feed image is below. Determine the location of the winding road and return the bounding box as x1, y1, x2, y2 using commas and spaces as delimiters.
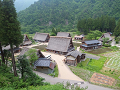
37, 52, 114, 90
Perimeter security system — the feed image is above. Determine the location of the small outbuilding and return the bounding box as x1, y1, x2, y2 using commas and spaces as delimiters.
21, 34, 32, 46
80, 40, 102, 50
33, 32, 50, 42
74, 34, 84, 40
65, 50, 85, 66
98, 33, 112, 43
57, 32, 71, 37
46, 36, 75, 55
34, 58, 55, 74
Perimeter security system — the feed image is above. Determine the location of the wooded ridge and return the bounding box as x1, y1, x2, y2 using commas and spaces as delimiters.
17, 0, 120, 34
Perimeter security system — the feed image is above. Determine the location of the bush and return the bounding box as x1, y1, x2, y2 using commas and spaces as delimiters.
103, 44, 111, 47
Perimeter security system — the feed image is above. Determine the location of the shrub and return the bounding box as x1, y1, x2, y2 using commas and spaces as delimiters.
103, 44, 111, 47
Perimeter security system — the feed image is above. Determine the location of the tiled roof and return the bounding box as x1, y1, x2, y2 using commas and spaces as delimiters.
66, 50, 83, 58
46, 36, 74, 52
84, 40, 99, 44
34, 58, 55, 70
57, 32, 71, 37
33, 32, 49, 41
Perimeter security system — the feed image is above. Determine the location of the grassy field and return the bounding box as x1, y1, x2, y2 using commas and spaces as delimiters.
69, 66, 94, 81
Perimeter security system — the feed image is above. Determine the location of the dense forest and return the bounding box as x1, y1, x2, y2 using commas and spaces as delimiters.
14, 0, 38, 12
17, 0, 120, 34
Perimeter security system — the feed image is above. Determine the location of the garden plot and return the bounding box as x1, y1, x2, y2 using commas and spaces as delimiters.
105, 52, 120, 70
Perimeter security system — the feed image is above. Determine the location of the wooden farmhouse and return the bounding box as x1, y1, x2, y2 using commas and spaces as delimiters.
80, 40, 102, 50
18, 47, 55, 74
65, 50, 85, 66
21, 34, 32, 46
46, 36, 75, 55
33, 32, 50, 42
98, 33, 112, 43
0, 45, 21, 54
74, 34, 84, 40
57, 32, 71, 37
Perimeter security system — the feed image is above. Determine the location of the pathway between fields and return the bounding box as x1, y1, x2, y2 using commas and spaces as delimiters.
42, 52, 84, 82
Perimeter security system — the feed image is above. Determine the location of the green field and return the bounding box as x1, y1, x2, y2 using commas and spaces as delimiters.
105, 52, 120, 70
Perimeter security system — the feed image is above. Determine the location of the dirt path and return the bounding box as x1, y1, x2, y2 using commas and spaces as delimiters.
42, 52, 84, 82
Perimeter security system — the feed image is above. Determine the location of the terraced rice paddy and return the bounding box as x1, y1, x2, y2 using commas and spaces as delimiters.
105, 52, 120, 70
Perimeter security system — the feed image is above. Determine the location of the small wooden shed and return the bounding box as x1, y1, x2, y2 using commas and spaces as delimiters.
65, 50, 85, 66
34, 58, 55, 74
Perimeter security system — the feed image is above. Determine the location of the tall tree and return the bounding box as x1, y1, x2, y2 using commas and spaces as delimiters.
0, 0, 5, 65
1, 0, 23, 76
114, 19, 120, 37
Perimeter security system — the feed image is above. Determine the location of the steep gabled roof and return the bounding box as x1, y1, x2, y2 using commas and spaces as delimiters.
18, 47, 45, 58
46, 36, 74, 52
83, 40, 99, 44
57, 32, 71, 37
98, 33, 112, 41
34, 58, 55, 70
33, 32, 49, 41
66, 50, 84, 58
22, 34, 32, 45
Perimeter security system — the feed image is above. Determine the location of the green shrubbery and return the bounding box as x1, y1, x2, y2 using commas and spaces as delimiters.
48, 65, 59, 77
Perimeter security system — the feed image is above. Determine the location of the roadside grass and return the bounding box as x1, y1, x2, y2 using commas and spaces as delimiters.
48, 65, 58, 77
69, 66, 94, 81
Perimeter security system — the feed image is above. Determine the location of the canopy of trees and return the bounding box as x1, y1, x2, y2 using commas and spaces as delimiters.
77, 15, 116, 34
17, 0, 120, 34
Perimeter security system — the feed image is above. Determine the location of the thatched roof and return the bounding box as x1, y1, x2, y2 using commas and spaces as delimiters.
46, 36, 74, 52
98, 33, 112, 41
22, 34, 32, 45
33, 32, 50, 41
18, 47, 45, 59
66, 50, 84, 58
57, 32, 71, 37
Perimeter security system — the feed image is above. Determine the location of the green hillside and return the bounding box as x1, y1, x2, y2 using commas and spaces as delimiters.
17, 0, 120, 34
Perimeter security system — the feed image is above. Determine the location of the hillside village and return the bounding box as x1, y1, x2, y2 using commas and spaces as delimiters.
1, 31, 120, 89
1, 0, 120, 90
